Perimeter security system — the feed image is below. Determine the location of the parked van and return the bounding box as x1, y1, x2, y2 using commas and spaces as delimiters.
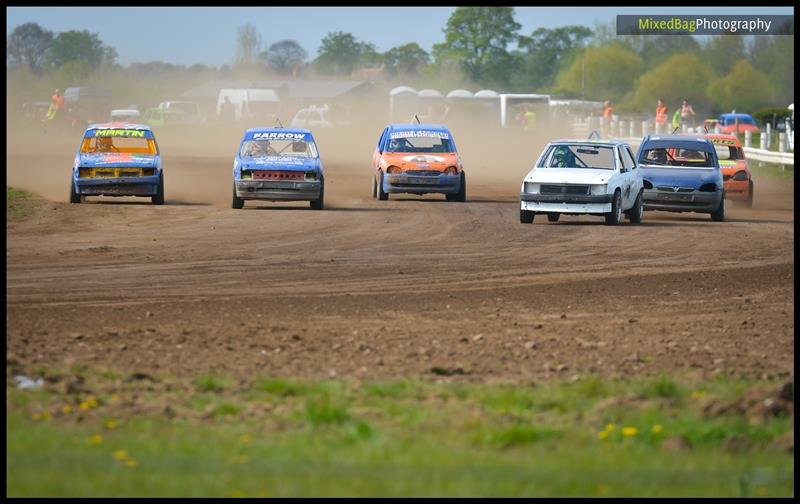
217, 89, 280, 122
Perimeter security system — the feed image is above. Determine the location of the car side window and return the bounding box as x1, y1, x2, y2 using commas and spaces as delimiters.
623, 147, 636, 170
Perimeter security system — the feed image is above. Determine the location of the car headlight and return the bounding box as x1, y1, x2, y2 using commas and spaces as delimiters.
591, 184, 608, 195
523, 182, 539, 194
698, 183, 717, 192
732, 170, 748, 181
387, 166, 402, 174
444, 166, 458, 175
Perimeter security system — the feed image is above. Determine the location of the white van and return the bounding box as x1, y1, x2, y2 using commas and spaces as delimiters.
217, 89, 280, 122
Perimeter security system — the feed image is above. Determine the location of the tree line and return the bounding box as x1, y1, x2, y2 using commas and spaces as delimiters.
7, 7, 794, 115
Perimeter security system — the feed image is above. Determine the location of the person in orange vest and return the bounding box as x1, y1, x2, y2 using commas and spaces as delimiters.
655, 98, 668, 125
602, 100, 614, 119
45, 88, 64, 121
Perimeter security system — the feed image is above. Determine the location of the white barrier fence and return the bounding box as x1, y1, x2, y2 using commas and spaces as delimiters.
573, 117, 794, 167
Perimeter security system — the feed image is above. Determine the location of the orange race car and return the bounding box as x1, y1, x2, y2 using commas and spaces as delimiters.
706, 133, 754, 207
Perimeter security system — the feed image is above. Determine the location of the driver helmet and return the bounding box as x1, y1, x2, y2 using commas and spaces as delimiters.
552, 146, 574, 167
96, 136, 114, 151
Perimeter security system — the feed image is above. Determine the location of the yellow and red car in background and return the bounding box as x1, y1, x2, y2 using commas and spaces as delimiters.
706, 133, 754, 207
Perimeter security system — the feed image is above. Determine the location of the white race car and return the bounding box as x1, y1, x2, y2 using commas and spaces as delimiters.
519, 138, 644, 225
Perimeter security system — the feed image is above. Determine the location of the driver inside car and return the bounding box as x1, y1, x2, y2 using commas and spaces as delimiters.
94, 136, 117, 153
550, 146, 576, 167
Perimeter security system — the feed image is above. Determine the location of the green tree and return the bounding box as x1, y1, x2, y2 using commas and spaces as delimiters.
234, 24, 262, 68
384, 43, 430, 76
432, 7, 521, 86
7, 22, 54, 73
314, 32, 376, 75
46, 30, 113, 69
514, 25, 592, 91
56, 59, 92, 85
634, 54, 712, 113
555, 43, 643, 102
638, 35, 701, 68
750, 35, 794, 106
707, 60, 776, 112
702, 35, 745, 76
261, 39, 307, 74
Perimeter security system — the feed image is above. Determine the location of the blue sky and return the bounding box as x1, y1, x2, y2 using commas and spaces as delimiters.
6, 6, 794, 67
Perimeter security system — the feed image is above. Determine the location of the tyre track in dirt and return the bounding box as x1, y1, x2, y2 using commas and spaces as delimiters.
6, 142, 795, 382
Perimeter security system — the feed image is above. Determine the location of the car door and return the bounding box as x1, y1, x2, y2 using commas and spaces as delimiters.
623, 146, 642, 202
373, 127, 388, 174
616, 146, 635, 208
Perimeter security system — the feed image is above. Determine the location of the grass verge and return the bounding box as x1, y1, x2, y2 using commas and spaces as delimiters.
6, 366, 794, 497
7, 186, 43, 221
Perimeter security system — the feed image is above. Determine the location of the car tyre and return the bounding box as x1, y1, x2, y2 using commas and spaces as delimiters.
627, 190, 644, 224
310, 179, 324, 210
152, 172, 165, 205
520, 209, 535, 224
371, 175, 377, 198
446, 172, 466, 202
547, 213, 560, 222
232, 181, 244, 209
604, 190, 622, 225
69, 181, 81, 204
744, 180, 754, 208
711, 191, 725, 221
377, 171, 389, 201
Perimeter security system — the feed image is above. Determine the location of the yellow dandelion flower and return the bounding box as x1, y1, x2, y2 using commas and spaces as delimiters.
87, 435, 104, 446
605, 423, 615, 432
652, 424, 663, 433
239, 434, 253, 444
79, 401, 91, 411
104, 419, 119, 430
62, 405, 73, 414
691, 390, 706, 400
124, 459, 139, 468
597, 430, 609, 440
86, 396, 98, 408
622, 427, 638, 437
31, 412, 42, 421
112, 449, 129, 461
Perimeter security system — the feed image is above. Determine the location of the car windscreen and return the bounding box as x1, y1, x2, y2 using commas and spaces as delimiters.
539, 145, 616, 170
639, 147, 715, 167
385, 132, 453, 153
240, 139, 318, 158
713, 144, 742, 161
80, 134, 156, 154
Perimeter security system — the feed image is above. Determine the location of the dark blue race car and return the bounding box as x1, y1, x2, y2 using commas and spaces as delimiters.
636, 135, 726, 221
232, 128, 324, 210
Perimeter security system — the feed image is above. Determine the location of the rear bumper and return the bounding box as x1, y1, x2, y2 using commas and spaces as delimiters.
74, 174, 160, 196
384, 173, 461, 194
643, 189, 721, 212
235, 179, 321, 201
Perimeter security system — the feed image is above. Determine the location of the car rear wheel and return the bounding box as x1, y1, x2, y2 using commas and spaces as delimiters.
627, 191, 644, 224
711, 192, 725, 221
69, 181, 81, 204
743, 180, 754, 208
547, 213, 560, 222
310, 179, 324, 210
520, 209, 535, 224
151, 172, 165, 205
604, 190, 622, 225
377, 171, 389, 201
371, 175, 377, 198
232, 182, 244, 209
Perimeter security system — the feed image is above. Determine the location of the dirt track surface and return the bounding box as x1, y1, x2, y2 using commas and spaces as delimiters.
6, 127, 795, 382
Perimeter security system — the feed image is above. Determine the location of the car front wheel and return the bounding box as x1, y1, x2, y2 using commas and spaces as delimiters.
520, 209, 535, 224
627, 190, 644, 224
604, 190, 622, 225
547, 213, 560, 222
377, 171, 389, 201
711, 192, 725, 221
